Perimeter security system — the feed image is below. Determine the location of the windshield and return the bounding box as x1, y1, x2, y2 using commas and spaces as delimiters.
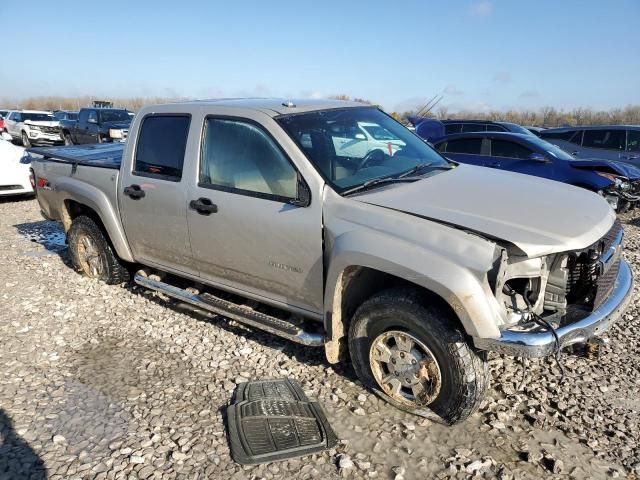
526, 136, 575, 160
277, 107, 449, 192
99, 110, 131, 122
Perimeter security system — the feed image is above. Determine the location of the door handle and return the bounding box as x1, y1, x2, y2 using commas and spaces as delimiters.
189, 197, 218, 215
123, 184, 145, 199
571, 151, 579, 156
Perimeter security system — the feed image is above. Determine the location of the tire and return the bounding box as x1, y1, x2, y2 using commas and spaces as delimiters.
63, 131, 73, 146
67, 215, 130, 284
348, 288, 489, 425
21, 131, 31, 148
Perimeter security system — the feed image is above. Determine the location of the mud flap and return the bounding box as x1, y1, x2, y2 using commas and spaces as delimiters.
227, 379, 338, 465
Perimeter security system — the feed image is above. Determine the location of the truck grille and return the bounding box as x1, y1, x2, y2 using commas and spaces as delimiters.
40, 126, 60, 134
566, 219, 623, 310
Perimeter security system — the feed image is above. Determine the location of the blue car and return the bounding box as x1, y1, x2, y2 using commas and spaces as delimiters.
409, 118, 535, 142
432, 132, 640, 212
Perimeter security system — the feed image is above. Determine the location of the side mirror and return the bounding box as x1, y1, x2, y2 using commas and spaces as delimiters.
87, 117, 97, 124
528, 152, 550, 163
289, 174, 311, 207
354, 133, 366, 140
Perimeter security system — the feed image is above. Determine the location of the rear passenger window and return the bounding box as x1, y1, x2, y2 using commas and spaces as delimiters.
445, 138, 483, 154
200, 118, 297, 201
569, 130, 583, 145
491, 140, 532, 159
134, 115, 190, 181
582, 130, 625, 150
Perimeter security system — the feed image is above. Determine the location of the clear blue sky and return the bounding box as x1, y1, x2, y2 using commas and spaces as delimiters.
2, 0, 639, 112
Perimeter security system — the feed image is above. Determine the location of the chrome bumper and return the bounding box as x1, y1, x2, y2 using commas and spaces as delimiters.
473, 259, 634, 358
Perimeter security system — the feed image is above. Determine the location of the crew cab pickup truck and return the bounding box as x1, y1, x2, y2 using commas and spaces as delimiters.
29, 99, 633, 424
59, 107, 131, 145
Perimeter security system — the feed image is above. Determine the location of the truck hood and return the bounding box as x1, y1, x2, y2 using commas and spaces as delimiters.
24, 120, 59, 127
354, 164, 615, 257
570, 158, 640, 180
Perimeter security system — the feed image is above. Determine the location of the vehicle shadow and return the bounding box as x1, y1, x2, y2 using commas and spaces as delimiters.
13, 220, 70, 262
127, 284, 358, 382
0, 194, 35, 204
0, 409, 48, 479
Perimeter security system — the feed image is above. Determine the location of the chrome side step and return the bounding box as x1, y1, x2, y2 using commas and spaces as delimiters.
134, 273, 325, 347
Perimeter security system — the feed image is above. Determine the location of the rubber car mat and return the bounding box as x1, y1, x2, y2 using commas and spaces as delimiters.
227, 379, 338, 465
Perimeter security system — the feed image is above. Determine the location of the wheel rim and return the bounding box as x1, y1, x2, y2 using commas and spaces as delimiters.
369, 330, 442, 407
22, 133, 28, 145
76, 234, 104, 277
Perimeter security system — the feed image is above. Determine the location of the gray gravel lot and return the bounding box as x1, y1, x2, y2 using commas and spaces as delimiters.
1, 197, 639, 479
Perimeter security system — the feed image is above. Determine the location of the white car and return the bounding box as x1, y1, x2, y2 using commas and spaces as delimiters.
4, 110, 62, 148
0, 139, 33, 196
331, 121, 406, 159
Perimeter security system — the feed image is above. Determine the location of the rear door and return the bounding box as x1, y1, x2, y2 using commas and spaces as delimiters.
186, 115, 324, 314
76, 110, 90, 144
437, 137, 487, 166
119, 113, 197, 275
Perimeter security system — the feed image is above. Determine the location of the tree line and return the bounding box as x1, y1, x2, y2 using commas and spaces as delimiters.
3, 94, 640, 127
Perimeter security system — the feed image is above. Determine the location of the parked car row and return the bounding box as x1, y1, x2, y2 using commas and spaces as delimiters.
411, 118, 640, 212
0, 107, 133, 147
26, 98, 633, 425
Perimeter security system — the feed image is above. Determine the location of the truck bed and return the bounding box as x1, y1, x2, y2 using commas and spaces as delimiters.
29, 143, 123, 169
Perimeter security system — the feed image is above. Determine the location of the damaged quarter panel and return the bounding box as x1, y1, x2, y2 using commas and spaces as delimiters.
323, 187, 505, 339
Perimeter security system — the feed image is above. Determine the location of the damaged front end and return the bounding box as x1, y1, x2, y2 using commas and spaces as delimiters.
475, 220, 633, 357
598, 172, 640, 212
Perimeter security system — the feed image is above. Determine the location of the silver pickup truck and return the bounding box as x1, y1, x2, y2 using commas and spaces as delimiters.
29, 99, 633, 424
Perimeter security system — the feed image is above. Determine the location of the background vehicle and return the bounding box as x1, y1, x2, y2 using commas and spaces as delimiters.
410, 118, 535, 142
29, 99, 632, 424
434, 132, 640, 212
328, 121, 406, 158
525, 126, 546, 136
4, 110, 62, 148
53, 110, 78, 121
540, 125, 640, 165
60, 107, 131, 145
0, 139, 33, 196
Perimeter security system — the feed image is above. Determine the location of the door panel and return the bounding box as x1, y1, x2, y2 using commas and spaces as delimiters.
119, 114, 196, 275
188, 116, 323, 313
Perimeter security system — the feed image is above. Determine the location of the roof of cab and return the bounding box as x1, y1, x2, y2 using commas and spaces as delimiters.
151, 98, 369, 116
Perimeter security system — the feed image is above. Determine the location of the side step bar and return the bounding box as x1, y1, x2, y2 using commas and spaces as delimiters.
134, 273, 325, 347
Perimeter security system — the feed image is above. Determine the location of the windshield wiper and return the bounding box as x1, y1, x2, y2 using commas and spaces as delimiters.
342, 175, 420, 197
397, 162, 433, 178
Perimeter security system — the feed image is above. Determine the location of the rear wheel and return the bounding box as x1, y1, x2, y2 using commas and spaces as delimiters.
21, 131, 31, 148
348, 288, 489, 424
67, 216, 129, 284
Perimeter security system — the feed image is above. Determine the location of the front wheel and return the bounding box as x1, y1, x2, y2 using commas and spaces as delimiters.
348, 288, 489, 424
21, 131, 31, 148
63, 131, 74, 145
67, 215, 130, 284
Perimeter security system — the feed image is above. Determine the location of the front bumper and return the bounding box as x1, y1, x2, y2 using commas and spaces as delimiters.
473, 259, 634, 357
28, 131, 63, 144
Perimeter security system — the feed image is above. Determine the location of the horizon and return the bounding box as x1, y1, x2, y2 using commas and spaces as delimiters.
3, 0, 640, 114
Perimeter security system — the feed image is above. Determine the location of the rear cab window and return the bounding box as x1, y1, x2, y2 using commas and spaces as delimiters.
133, 115, 191, 181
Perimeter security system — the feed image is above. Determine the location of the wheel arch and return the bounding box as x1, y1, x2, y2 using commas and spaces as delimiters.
57, 183, 134, 262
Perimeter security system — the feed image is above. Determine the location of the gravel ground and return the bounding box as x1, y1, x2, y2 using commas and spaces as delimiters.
0, 196, 639, 480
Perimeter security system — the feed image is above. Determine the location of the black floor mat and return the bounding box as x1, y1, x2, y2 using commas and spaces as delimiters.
227, 379, 338, 465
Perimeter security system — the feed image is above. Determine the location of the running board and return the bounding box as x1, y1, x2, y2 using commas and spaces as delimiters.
134, 273, 325, 347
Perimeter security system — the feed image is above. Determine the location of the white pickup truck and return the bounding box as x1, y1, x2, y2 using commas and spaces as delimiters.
29, 99, 633, 424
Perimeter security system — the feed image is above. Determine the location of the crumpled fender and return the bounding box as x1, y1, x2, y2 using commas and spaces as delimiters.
54, 176, 134, 262
324, 228, 503, 340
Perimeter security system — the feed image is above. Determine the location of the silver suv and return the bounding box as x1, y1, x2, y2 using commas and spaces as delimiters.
541, 125, 640, 165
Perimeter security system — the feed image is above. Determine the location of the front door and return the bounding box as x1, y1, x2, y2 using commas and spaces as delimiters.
186, 116, 324, 314
119, 114, 197, 276
488, 139, 554, 179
